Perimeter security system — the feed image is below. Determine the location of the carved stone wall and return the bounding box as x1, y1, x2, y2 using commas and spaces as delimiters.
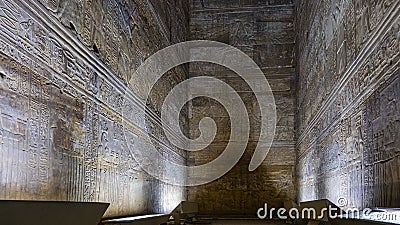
0, 0, 189, 217
295, 0, 400, 209
188, 0, 297, 215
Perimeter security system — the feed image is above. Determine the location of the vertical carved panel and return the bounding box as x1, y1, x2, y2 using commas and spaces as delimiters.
0, 0, 189, 217
364, 76, 400, 208
189, 0, 296, 215
296, 0, 399, 209
355, 0, 370, 51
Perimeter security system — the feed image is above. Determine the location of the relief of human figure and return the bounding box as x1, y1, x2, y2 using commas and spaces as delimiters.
355, 0, 371, 47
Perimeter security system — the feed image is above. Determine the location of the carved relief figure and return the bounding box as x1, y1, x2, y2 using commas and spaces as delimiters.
49, 37, 65, 73
337, 25, 347, 74
87, 67, 98, 94
355, 0, 370, 48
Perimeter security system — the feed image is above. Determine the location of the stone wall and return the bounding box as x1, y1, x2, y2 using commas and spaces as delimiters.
188, 0, 297, 215
0, 0, 189, 217
295, 0, 399, 209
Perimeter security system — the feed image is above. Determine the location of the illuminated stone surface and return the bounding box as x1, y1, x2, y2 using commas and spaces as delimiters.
187, 0, 297, 215
295, 0, 400, 209
0, 0, 189, 217
0, 0, 398, 220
